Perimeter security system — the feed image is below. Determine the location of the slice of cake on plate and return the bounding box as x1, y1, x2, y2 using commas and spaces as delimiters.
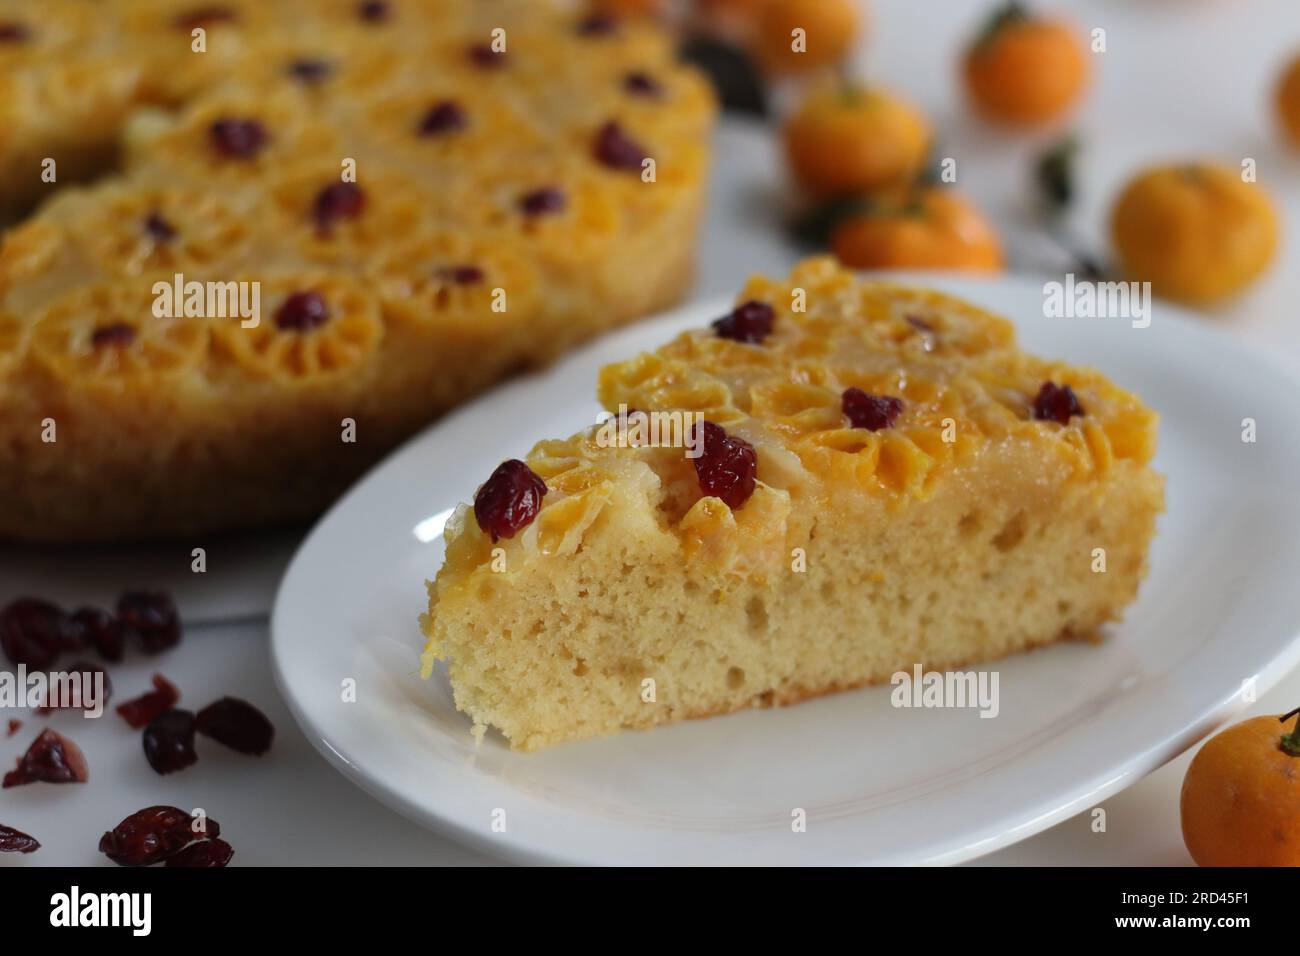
421, 258, 1164, 751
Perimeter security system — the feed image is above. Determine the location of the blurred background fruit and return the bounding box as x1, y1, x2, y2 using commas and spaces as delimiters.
590, 0, 663, 17
753, 0, 862, 75
784, 85, 931, 196
1274, 51, 1300, 147
1110, 163, 1279, 305
830, 188, 1003, 272
963, 1, 1089, 127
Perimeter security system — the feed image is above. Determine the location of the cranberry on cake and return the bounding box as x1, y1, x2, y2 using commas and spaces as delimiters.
420, 258, 1164, 751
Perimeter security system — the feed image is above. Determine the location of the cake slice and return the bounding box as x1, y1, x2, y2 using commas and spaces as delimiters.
420, 258, 1164, 751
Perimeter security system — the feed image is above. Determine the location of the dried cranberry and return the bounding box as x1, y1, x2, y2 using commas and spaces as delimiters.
37, 660, 111, 714
287, 58, 333, 85
65, 606, 125, 662
1032, 381, 1084, 425
210, 117, 268, 159
623, 72, 663, 98
842, 388, 903, 431
0, 824, 39, 853
6, 719, 19, 737
519, 187, 565, 217
437, 265, 484, 285
467, 44, 505, 69
274, 291, 331, 332
692, 421, 758, 509
3, 729, 88, 787
100, 806, 218, 867
312, 181, 366, 233
173, 6, 236, 30
474, 459, 548, 542
143, 709, 198, 775
577, 14, 619, 37
117, 591, 181, 654
195, 698, 275, 755
0, 21, 30, 42
0, 598, 65, 670
357, 1, 389, 23
418, 100, 468, 137
91, 323, 136, 349
712, 300, 774, 344
593, 121, 648, 171
117, 674, 182, 729
143, 211, 177, 242
165, 838, 234, 867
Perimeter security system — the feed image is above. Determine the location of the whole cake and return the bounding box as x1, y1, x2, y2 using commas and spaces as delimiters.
0, 0, 714, 540
421, 258, 1165, 751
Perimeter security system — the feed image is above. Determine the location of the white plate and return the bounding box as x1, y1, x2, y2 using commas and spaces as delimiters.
271, 275, 1300, 866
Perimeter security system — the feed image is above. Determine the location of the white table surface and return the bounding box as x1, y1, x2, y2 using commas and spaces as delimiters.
4, 0, 1300, 866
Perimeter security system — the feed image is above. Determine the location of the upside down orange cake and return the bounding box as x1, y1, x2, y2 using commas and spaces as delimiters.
421, 258, 1165, 751
0, 0, 713, 540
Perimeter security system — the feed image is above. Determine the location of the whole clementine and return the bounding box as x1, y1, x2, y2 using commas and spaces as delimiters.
964, 3, 1089, 126
753, 0, 861, 75
830, 189, 1003, 272
1181, 710, 1300, 867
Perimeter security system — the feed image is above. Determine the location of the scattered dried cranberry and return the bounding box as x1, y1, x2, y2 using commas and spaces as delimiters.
100, 806, 218, 867
287, 58, 334, 85
312, 181, 366, 233
467, 44, 505, 69
692, 421, 758, 509
117, 674, 182, 730
65, 606, 125, 662
3, 729, 88, 788
593, 121, 648, 171
712, 300, 774, 344
519, 187, 566, 217
0, 598, 65, 670
196, 698, 274, 756
6, 720, 19, 738
0, 824, 39, 853
91, 323, 136, 349
577, 14, 619, 36
1032, 381, 1084, 425
356, 0, 389, 23
418, 100, 468, 137
165, 838, 234, 867
274, 290, 331, 332
474, 459, 548, 542
437, 265, 484, 285
117, 591, 181, 654
842, 388, 904, 431
173, 6, 236, 30
210, 117, 268, 159
624, 72, 663, 98
143, 211, 177, 242
37, 660, 111, 714
0, 21, 30, 42
143, 709, 198, 775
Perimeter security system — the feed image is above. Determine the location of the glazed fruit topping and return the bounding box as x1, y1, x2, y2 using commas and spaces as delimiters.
66, 606, 125, 662
36, 660, 111, 714
437, 265, 485, 285
594, 121, 648, 171
693, 421, 758, 509
418, 100, 468, 137
474, 459, 548, 542
520, 186, 566, 217
467, 44, 506, 69
100, 806, 219, 867
91, 323, 137, 349
1032, 381, 1084, 425
0, 21, 29, 42
143, 709, 198, 775
313, 181, 367, 233
357, 1, 390, 23
117, 674, 181, 729
210, 117, 268, 159
3, 729, 88, 788
274, 290, 331, 332
712, 300, 774, 344
165, 838, 234, 867
196, 698, 274, 755
624, 72, 663, 98
0, 824, 39, 853
578, 13, 619, 36
117, 591, 182, 654
287, 58, 334, 85
842, 388, 904, 431
143, 211, 177, 242
173, 6, 236, 30
0, 598, 66, 670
